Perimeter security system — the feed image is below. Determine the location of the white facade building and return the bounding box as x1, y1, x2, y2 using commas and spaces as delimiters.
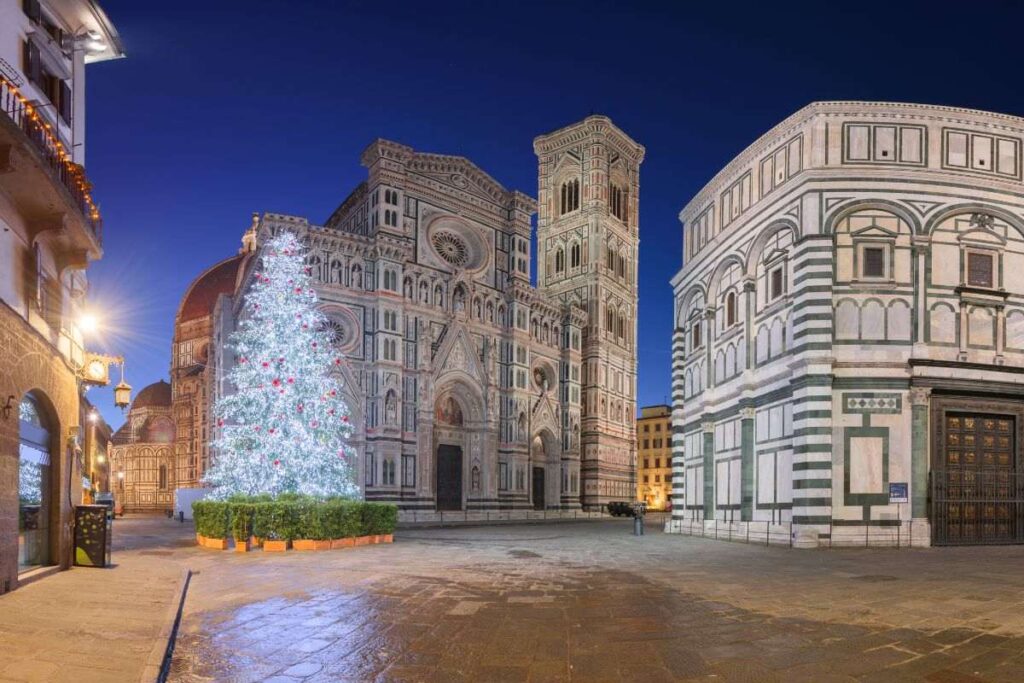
668, 101, 1024, 547
208, 117, 643, 511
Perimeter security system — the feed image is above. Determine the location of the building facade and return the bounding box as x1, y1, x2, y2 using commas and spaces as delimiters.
171, 231, 254, 490
0, 0, 122, 593
636, 404, 671, 510
669, 101, 1024, 547
534, 118, 645, 508
109, 381, 176, 513
207, 116, 642, 511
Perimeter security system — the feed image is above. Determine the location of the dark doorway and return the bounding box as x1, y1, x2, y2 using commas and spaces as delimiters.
933, 412, 1021, 545
436, 445, 462, 511
532, 466, 545, 510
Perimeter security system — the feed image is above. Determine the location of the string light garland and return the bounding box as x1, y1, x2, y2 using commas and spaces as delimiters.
203, 231, 359, 499
0, 75, 101, 224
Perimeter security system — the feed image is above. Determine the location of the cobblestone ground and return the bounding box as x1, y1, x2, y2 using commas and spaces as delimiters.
164, 516, 1024, 683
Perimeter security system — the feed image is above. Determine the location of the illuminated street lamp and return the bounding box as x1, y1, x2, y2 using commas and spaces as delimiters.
79, 312, 99, 334
113, 360, 132, 410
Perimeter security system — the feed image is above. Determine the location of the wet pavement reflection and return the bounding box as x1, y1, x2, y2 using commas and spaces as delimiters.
166, 519, 1024, 682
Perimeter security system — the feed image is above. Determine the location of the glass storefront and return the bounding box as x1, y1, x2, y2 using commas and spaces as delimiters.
19, 395, 52, 572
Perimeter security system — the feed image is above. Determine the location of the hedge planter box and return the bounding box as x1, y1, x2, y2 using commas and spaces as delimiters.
377, 534, 394, 544
293, 539, 331, 551
234, 539, 251, 553
198, 536, 228, 550
263, 540, 290, 552
331, 538, 355, 550
354, 535, 371, 546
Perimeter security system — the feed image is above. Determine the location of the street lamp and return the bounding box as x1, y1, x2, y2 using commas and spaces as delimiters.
113, 360, 131, 410
79, 312, 99, 334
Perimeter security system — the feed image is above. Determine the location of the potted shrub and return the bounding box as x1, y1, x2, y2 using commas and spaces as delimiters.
262, 499, 298, 552
193, 501, 229, 549
361, 502, 398, 544
231, 502, 255, 553
326, 500, 360, 549
293, 499, 324, 551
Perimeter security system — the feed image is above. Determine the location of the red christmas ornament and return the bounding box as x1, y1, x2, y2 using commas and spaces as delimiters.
273, 459, 280, 466
262, 361, 270, 368
272, 378, 281, 387
287, 377, 295, 384
342, 415, 349, 423
312, 342, 318, 348
240, 357, 248, 364
295, 287, 302, 293
310, 421, 319, 428
217, 419, 224, 427
269, 428, 276, 434
329, 389, 336, 397
334, 358, 341, 365
254, 425, 261, 431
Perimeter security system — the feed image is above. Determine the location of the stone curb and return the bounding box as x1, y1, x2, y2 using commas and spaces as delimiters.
139, 567, 192, 683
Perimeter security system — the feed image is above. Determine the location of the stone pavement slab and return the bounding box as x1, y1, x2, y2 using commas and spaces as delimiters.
0, 515, 190, 683
166, 518, 1024, 682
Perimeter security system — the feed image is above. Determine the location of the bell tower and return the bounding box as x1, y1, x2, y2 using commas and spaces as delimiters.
534, 116, 645, 509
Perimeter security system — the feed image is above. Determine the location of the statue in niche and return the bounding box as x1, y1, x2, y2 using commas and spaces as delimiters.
385, 391, 397, 425
471, 465, 481, 492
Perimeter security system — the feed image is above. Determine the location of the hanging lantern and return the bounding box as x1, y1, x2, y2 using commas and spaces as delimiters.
113, 360, 131, 410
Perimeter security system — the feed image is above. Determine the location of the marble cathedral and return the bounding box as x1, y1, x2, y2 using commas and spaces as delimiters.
181, 116, 643, 511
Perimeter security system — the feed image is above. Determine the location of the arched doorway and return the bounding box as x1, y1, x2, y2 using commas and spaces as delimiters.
18, 393, 55, 572
434, 395, 465, 511
531, 429, 559, 511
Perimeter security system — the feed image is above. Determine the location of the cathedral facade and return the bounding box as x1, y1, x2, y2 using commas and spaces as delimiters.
669, 101, 1024, 547
205, 116, 642, 511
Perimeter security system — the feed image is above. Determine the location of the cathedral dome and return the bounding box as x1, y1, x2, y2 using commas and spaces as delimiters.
131, 380, 172, 410
178, 254, 247, 323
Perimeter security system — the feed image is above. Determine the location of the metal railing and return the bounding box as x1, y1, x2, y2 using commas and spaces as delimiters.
0, 75, 102, 244
666, 516, 925, 548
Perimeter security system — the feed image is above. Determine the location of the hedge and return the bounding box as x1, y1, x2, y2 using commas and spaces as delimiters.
192, 496, 397, 541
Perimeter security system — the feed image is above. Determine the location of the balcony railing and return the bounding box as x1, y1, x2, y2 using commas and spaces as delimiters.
0, 74, 102, 245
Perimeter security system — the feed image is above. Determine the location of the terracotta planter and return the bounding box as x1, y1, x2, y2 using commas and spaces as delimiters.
250, 536, 263, 548
293, 539, 316, 551
234, 538, 251, 553
380, 534, 394, 544
196, 533, 203, 545
354, 535, 371, 546
312, 540, 331, 551
204, 537, 228, 550
263, 539, 290, 552
330, 537, 355, 550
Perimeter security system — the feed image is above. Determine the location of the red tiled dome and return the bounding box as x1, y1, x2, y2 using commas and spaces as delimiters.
132, 380, 172, 410
178, 254, 245, 323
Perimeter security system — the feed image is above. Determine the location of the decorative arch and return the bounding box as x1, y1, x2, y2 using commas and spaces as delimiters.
924, 203, 1024, 239
825, 199, 920, 236
744, 219, 799, 277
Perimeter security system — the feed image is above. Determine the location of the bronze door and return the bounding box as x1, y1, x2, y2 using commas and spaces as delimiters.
935, 413, 1021, 545
436, 445, 463, 511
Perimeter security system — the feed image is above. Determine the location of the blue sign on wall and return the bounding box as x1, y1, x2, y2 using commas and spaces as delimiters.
889, 482, 908, 504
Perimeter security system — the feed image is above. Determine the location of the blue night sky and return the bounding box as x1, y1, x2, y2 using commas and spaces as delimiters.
82, 0, 1024, 427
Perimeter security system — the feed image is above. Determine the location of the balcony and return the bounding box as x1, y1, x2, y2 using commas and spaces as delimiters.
0, 74, 102, 255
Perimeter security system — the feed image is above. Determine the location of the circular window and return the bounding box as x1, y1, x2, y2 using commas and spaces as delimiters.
426, 217, 488, 272
431, 231, 469, 267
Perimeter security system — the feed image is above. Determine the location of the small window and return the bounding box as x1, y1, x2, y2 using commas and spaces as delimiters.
769, 267, 784, 301
862, 246, 885, 279
691, 322, 702, 350
967, 252, 994, 288
725, 291, 737, 327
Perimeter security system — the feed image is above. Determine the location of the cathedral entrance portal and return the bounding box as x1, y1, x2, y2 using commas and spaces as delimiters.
532, 467, 545, 510
436, 445, 463, 511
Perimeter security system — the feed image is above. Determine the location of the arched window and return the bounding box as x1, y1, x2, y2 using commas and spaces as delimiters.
571, 242, 581, 268
726, 291, 737, 327
606, 247, 615, 271
555, 248, 565, 273
692, 321, 702, 350
617, 254, 625, 278
559, 178, 580, 215
610, 183, 627, 222
606, 308, 615, 333
158, 464, 167, 490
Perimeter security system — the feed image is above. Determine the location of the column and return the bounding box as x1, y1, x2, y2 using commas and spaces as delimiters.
670, 326, 687, 524
910, 387, 931, 520
740, 407, 755, 521
702, 421, 715, 520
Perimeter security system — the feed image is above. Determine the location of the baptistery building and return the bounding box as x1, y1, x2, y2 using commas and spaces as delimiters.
669, 101, 1024, 547
205, 116, 643, 511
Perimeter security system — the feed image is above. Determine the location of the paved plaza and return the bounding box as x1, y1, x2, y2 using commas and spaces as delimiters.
6, 517, 1024, 682
167, 516, 1024, 683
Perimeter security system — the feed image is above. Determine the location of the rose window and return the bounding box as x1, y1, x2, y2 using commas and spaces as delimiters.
432, 231, 470, 267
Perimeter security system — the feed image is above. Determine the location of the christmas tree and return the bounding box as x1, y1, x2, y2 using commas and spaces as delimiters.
204, 231, 359, 499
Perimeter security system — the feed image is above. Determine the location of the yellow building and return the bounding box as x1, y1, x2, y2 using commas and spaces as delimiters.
636, 405, 671, 510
